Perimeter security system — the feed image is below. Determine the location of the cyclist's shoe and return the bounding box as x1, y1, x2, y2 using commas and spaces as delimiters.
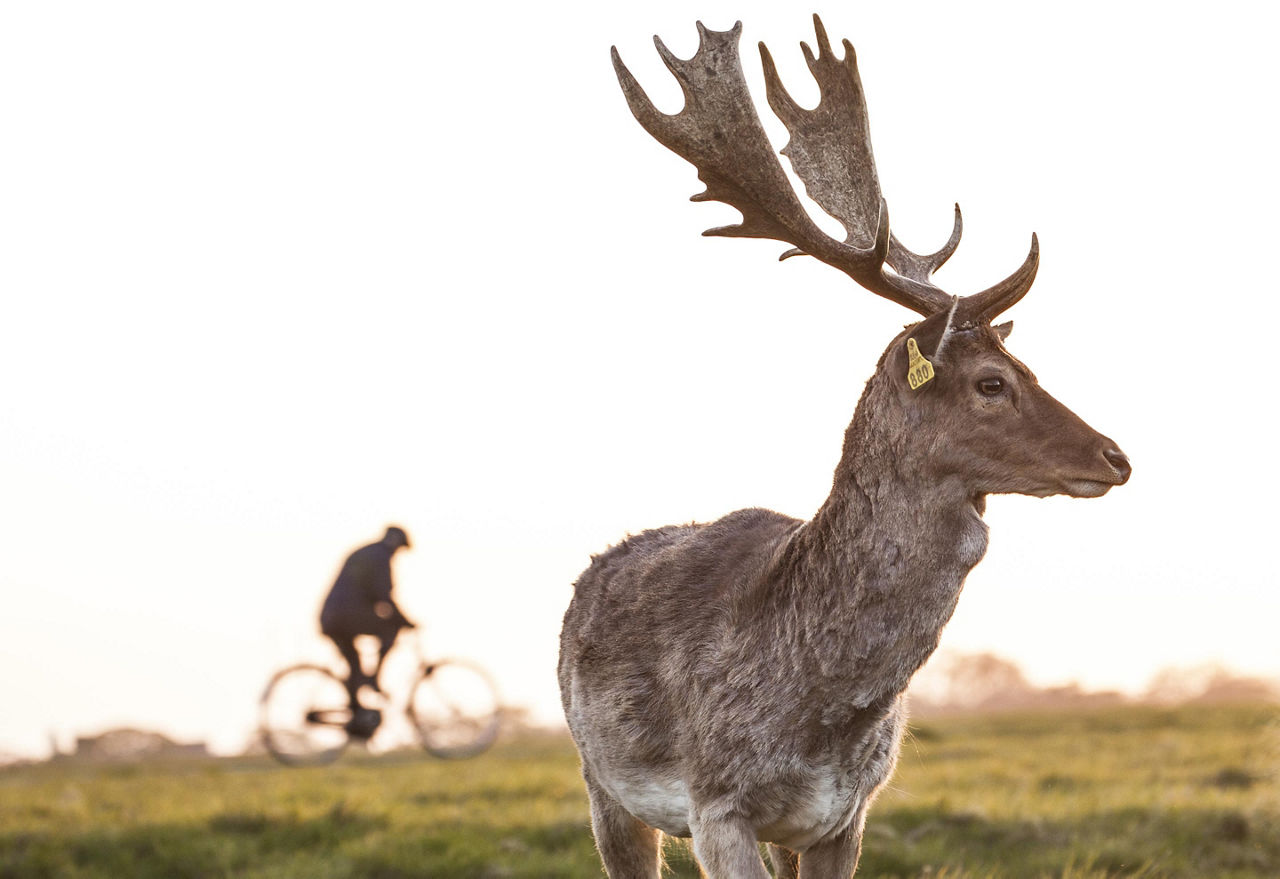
344, 707, 382, 739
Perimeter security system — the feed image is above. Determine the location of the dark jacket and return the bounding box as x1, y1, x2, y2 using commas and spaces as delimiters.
320, 541, 410, 637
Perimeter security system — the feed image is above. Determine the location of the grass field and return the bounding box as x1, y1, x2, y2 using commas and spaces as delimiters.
1, 703, 1276, 878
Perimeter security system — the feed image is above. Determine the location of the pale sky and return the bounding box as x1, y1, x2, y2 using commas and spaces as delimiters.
2, 1, 1277, 759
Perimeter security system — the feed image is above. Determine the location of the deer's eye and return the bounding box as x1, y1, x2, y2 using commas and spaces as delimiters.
977, 377, 1005, 396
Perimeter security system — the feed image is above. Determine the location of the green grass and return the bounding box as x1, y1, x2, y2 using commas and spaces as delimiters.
0, 704, 1276, 878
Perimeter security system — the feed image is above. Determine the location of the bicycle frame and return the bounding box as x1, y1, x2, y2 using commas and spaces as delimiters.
259, 633, 500, 765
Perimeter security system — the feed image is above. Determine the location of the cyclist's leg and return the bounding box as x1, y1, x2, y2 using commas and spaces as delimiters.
326, 631, 365, 709
369, 623, 402, 693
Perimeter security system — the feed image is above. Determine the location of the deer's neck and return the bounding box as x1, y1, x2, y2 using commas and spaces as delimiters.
769, 379, 988, 713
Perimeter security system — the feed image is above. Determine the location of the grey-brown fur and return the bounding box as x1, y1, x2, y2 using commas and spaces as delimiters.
560, 17, 1130, 879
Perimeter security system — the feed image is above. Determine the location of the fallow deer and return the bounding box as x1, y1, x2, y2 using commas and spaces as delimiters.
558, 17, 1130, 879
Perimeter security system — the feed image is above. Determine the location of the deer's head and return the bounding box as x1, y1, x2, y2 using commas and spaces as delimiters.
614, 16, 1130, 500
885, 313, 1129, 499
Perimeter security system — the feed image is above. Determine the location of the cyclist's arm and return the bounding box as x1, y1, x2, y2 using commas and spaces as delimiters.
375, 600, 415, 628
367, 559, 415, 628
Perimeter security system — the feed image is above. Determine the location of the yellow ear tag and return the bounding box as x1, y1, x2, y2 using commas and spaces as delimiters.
906, 338, 935, 390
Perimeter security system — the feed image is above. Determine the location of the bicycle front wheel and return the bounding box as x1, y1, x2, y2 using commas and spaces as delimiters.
408, 659, 500, 759
259, 664, 351, 766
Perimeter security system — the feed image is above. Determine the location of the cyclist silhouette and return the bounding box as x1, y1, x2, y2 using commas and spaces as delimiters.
320, 526, 416, 710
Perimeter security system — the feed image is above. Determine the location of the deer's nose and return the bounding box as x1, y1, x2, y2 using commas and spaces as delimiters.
1104, 447, 1132, 484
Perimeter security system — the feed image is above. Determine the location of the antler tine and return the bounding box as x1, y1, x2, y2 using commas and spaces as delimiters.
956, 234, 1040, 326
887, 204, 964, 285
651, 30, 696, 86
760, 42, 803, 125
805, 11, 836, 65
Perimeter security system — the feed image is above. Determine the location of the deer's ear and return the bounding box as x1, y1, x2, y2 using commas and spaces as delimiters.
994, 321, 1014, 341
906, 310, 953, 361
891, 309, 953, 393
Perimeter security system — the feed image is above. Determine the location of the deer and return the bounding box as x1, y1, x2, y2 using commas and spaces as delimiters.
558, 16, 1131, 879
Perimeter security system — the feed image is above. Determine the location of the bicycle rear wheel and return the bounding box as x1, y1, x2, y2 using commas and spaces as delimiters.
407, 659, 500, 759
259, 664, 351, 766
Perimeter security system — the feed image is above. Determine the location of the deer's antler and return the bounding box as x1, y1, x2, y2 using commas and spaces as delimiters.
612, 16, 1038, 321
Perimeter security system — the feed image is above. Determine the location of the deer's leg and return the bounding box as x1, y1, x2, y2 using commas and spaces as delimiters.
585, 779, 662, 879
689, 815, 770, 879
767, 843, 799, 879
797, 824, 862, 879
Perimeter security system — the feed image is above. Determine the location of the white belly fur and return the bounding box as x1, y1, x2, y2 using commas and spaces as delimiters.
608, 774, 692, 837
605, 768, 861, 850
758, 771, 861, 850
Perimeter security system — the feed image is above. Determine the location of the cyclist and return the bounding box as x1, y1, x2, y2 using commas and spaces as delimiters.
319, 525, 416, 710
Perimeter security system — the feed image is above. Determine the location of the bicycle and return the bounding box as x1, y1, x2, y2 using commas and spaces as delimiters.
258, 636, 501, 766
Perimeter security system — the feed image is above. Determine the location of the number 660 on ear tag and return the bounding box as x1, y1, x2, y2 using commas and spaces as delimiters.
906, 338, 935, 390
